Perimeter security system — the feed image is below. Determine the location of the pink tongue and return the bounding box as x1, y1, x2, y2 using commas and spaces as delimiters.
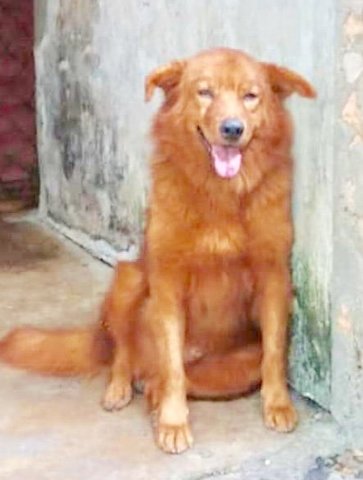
211, 145, 242, 178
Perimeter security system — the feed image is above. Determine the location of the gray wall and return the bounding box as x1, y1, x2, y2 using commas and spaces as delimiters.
34, 0, 363, 441
331, 0, 363, 445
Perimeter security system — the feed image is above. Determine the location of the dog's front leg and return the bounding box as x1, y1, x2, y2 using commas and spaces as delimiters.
145, 271, 193, 454
259, 266, 298, 433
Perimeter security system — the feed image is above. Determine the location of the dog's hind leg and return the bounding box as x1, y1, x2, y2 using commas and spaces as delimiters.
185, 344, 262, 399
101, 261, 147, 411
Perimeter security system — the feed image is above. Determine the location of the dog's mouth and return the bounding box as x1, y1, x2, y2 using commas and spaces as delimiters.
197, 126, 242, 179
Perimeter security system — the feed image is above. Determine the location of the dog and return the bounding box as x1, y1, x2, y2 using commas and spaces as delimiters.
0, 48, 315, 454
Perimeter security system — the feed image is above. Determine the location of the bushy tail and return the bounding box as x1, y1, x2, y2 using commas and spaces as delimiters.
0, 326, 112, 376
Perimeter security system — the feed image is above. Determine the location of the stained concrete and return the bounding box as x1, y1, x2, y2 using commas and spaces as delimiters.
330, 2, 363, 447
0, 213, 353, 479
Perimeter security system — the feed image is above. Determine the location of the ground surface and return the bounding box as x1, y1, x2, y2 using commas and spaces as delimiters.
0, 212, 360, 480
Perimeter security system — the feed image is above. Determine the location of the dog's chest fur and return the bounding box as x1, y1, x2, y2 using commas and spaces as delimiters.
195, 223, 246, 256
184, 254, 254, 354
183, 217, 254, 354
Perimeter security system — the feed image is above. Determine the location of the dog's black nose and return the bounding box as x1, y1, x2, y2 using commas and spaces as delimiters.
220, 118, 244, 141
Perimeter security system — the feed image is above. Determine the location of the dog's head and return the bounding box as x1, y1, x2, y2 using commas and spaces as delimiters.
146, 48, 315, 180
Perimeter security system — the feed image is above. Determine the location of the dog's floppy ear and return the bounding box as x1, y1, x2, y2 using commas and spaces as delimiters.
263, 63, 316, 99
145, 60, 185, 102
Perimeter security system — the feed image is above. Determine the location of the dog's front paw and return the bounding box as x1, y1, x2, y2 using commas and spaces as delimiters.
102, 380, 133, 411
263, 400, 298, 432
153, 394, 193, 454
155, 421, 193, 454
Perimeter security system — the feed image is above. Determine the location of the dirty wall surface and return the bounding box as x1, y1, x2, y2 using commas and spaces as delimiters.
331, 2, 363, 445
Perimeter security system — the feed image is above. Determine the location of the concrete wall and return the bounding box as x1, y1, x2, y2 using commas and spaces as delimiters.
331, 1, 363, 445
34, 0, 363, 440
35, 0, 149, 262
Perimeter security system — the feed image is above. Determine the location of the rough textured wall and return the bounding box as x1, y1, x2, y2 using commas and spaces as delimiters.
287, 3, 335, 410
331, 2, 363, 444
35, 0, 148, 262
35, 0, 334, 409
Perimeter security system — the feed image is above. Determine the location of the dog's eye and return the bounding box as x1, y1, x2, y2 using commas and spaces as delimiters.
243, 92, 258, 102
198, 88, 214, 99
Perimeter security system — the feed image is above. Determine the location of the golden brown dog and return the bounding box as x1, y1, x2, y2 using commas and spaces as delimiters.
0, 48, 315, 454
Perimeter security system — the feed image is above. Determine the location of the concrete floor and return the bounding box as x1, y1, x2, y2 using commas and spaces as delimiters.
0, 212, 358, 480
